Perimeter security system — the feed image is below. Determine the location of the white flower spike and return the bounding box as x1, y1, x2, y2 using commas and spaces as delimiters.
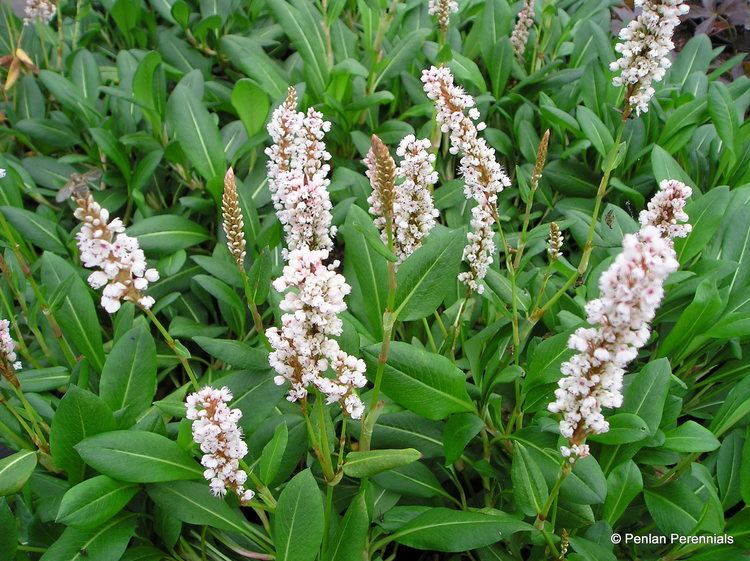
422, 66, 512, 294
549, 180, 691, 461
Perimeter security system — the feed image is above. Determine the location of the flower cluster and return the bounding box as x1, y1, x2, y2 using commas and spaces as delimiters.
422, 66, 512, 294
73, 191, 159, 313
23, 0, 56, 25
266, 250, 367, 418
364, 135, 397, 243
639, 179, 692, 239
549, 181, 691, 461
428, 0, 459, 31
510, 0, 536, 61
610, 0, 689, 115
186, 387, 254, 503
365, 135, 439, 267
222, 168, 247, 268
0, 319, 21, 373
265, 87, 334, 255
266, 90, 367, 419
548, 222, 563, 260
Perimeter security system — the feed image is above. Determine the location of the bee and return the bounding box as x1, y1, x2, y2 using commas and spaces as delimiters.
605, 209, 615, 229
55, 169, 102, 202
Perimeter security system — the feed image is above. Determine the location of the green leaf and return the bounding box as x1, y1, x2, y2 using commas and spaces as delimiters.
511, 443, 548, 517
488, 38, 513, 99
394, 227, 463, 321
560, 456, 607, 506
353, 220, 397, 262
221, 370, 286, 430
41, 253, 105, 371
522, 329, 575, 395
147, 480, 250, 533
0, 207, 66, 254
40, 515, 136, 561
232, 79, 270, 137
0, 450, 37, 496
219, 36, 288, 100
443, 413, 484, 465
674, 186, 730, 263
722, 205, 750, 295
76, 430, 202, 482
39, 70, 101, 125
717, 430, 744, 509
266, 0, 329, 97
12, 367, 69, 392
669, 34, 713, 89
259, 422, 288, 485
374, 29, 431, 90
100, 325, 157, 427
50, 386, 116, 483
588, 413, 650, 445
153, 503, 181, 549
391, 508, 533, 552
599, 359, 672, 473
448, 52, 487, 93
576, 105, 613, 159
56, 475, 139, 529
603, 460, 642, 525
651, 144, 694, 189
274, 469, 324, 561
343, 448, 421, 478
371, 462, 447, 499
193, 274, 244, 312
167, 84, 225, 199
362, 342, 474, 420
644, 481, 703, 535
127, 215, 210, 254
343, 204, 388, 336
659, 279, 723, 360
322, 487, 369, 561
663, 421, 721, 453
710, 376, 750, 438
742, 426, 750, 505
0, 498, 17, 558
708, 81, 739, 157
192, 337, 270, 372
370, 411, 444, 459
89, 128, 131, 183
568, 536, 617, 561
132, 51, 166, 132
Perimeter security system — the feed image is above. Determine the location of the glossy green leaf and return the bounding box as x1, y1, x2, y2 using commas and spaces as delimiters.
56, 476, 139, 529
274, 469, 324, 561
343, 448, 421, 478
0, 450, 37, 496
362, 342, 474, 420
99, 324, 157, 427
76, 430, 202, 482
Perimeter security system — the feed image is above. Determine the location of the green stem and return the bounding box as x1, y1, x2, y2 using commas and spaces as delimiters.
0, 414, 33, 450
241, 273, 270, 351
535, 461, 572, 530
360, 217, 398, 451
447, 295, 469, 360
143, 307, 200, 391
301, 397, 335, 482
10, 382, 48, 448
0, 397, 38, 447
523, 123, 625, 338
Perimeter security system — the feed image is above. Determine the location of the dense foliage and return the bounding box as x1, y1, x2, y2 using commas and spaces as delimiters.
0, 0, 749, 560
